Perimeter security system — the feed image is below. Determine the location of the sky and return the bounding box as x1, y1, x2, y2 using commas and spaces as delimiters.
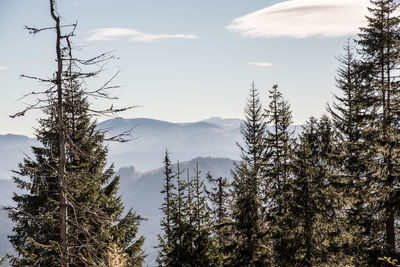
0, 0, 382, 136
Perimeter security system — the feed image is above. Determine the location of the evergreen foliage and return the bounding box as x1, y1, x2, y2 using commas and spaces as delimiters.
157, 159, 215, 266
190, 163, 216, 266
286, 116, 342, 266
205, 173, 233, 266
356, 0, 400, 258
328, 40, 377, 265
263, 84, 294, 266
231, 82, 268, 266
8, 81, 145, 266
156, 150, 175, 266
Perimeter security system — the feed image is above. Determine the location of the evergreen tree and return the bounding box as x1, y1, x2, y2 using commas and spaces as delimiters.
287, 116, 342, 266
190, 163, 216, 266
157, 150, 176, 266
167, 162, 191, 266
356, 0, 400, 258
232, 82, 268, 266
158, 159, 216, 267
205, 173, 233, 265
8, 80, 145, 266
328, 40, 376, 264
263, 84, 294, 265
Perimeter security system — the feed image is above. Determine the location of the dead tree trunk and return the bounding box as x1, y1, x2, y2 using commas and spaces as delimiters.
50, 1, 68, 266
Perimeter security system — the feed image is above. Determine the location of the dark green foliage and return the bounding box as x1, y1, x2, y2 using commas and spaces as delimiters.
205, 173, 233, 265
231, 82, 268, 266
263, 84, 294, 266
286, 116, 343, 266
157, 150, 176, 266
189, 163, 216, 266
328, 41, 377, 265
8, 82, 145, 266
167, 162, 190, 266
355, 0, 400, 260
157, 160, 216, 267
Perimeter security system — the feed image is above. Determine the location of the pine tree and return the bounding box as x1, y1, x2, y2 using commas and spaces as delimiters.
356, 0, 400, 258
263, 84, 294, 265
328, 40, 376, 264
157, 150, 176, 266
287, 116, 342, 266
158, 159, 216, 267
190, 163, 216, 266
167, 162, 191, 266
205, 172, 233, 265
231, 82, 268, 266
8, 79, 145, 266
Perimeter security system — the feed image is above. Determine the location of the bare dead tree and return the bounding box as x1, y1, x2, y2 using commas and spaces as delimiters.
48, 1, 69, 265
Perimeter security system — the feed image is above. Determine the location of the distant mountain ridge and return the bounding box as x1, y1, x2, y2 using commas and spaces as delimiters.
0, 117, 304, 179
97, 117, 243, 171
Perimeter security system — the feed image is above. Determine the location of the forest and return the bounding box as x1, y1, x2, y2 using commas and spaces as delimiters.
1, 0, 400, 266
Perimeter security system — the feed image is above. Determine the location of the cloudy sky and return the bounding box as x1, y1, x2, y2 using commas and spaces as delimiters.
0, 0, 382, 135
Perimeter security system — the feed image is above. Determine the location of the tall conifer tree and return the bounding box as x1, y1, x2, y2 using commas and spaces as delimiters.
357, 0, 400, 257
287, 116, 342, 266
205, 173, 232, 265
232, 82, 268, 266
157, 150, 176, 266
8, 80, 145, 266
328, 40, 376, 264
263, 84, 294, 265
190, 164, 216, 266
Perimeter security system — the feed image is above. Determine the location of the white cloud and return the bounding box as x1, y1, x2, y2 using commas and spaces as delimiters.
227, 0, 370, 39
249, 62, 273, 67
0, 66, 8, 71
87, 28, 197, 42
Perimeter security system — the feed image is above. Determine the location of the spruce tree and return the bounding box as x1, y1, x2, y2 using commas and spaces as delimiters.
157, 150, 176, 266
190, 163, 216, 266
287, 116, 342, 266
232, 82, 268, 266
328, 40, 376, 264
8, 79, 145, 266
167, 162, 191, 266
356, 0, 400, 258
205, 173, 233, 265
263, 84, 294, 265
158, 160, 216, 267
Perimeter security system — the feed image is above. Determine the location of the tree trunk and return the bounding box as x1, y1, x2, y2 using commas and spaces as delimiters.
50, 1, 68, 266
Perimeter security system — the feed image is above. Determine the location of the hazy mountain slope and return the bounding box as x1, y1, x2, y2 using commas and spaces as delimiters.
0, 117, 302, 175
0, 207, 13, 266
98, 117, 242, 171
201, 117, 242, 129
0, 134, 38, 180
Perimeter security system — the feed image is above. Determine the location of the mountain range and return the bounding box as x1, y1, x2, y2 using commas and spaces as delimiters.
99, 117, 243, 171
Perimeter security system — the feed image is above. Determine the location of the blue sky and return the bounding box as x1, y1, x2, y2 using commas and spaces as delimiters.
0, 0, 378, 136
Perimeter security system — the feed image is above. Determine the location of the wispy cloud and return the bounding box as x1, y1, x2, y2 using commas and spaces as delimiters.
0, 66, 8, 71
248, 62, 273, 67
87, 28, 197, 42
227, 0, 370, 39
